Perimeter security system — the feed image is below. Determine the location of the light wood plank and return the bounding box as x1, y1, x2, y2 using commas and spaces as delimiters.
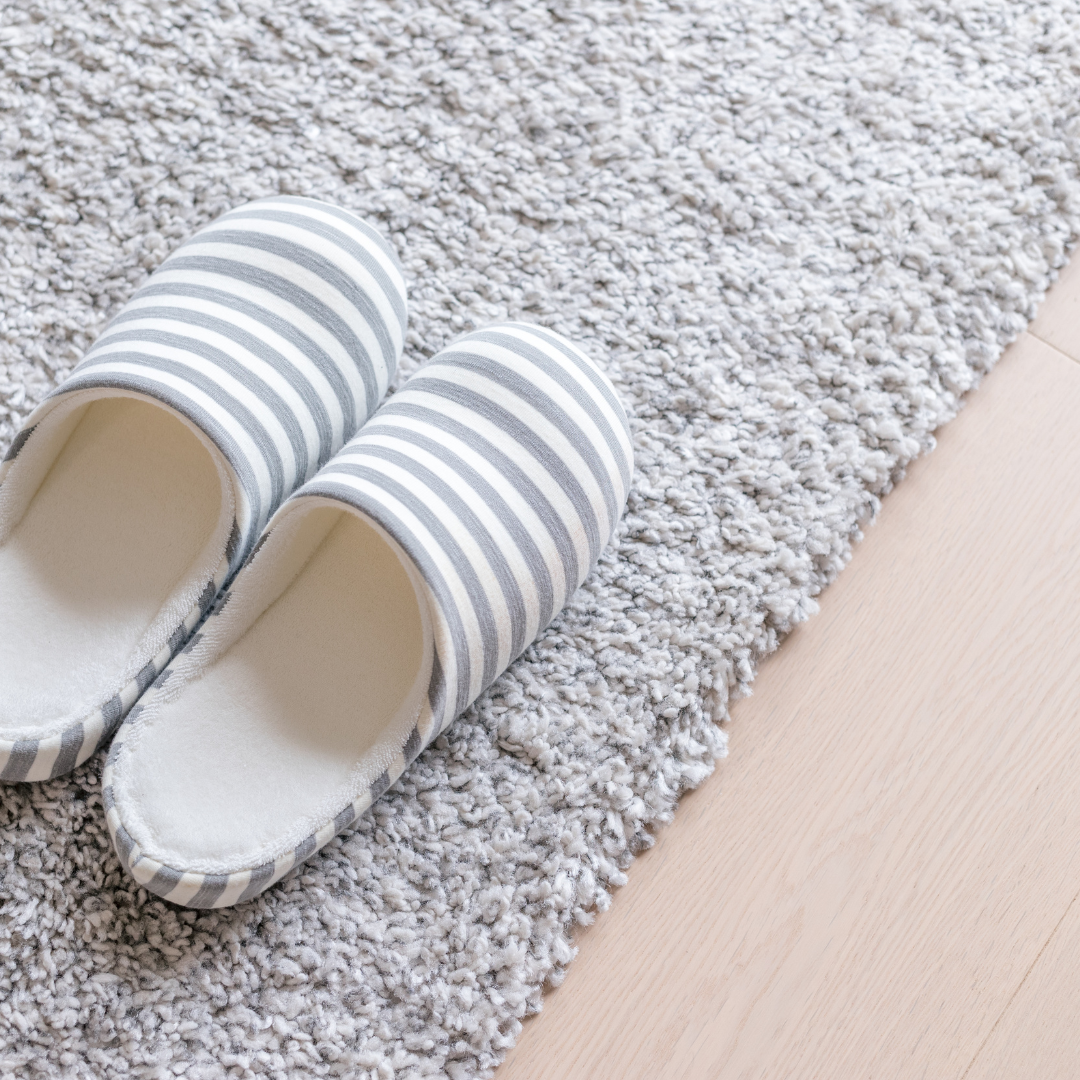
965, 893, 1080, 1080
498, 333, 1080, 1080
1030, 254, 1080, 361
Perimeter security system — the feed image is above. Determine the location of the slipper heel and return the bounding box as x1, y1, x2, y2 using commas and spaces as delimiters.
105, 323, 633, 907
0, 196, 406, 781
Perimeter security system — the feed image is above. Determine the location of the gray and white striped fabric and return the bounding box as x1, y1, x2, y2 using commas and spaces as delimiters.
45, 194, 407, 551
304, 323, 635, 746
105, 323, 634, 907
0, 196, 406, 782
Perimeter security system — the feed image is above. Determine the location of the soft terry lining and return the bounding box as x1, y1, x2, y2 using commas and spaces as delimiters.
0, 393, 235, 740
113, 499, 433, 875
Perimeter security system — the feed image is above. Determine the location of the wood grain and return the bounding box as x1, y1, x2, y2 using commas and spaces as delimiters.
497, 330, 1080, 1079
965, 893, 1080, 1080
1030, 253, 1080, 360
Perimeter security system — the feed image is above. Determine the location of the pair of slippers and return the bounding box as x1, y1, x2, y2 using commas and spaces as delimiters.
0, 197, 633, 908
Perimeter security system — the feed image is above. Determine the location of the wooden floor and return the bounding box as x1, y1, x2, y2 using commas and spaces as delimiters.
497, 257, 1080, 1079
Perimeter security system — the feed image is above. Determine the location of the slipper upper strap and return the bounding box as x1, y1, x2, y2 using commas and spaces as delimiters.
293, 323, 634, 754
15, 196, 407, 571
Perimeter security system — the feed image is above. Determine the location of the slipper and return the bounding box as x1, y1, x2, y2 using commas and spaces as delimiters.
103, 323, 634, 908
0, 196, 406, 782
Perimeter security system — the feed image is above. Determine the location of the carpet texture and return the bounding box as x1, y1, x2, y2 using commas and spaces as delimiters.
2, 1, 1079, 1076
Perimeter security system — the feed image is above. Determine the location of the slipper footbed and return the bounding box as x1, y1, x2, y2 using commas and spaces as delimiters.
0, 396, 232, 740
112, 502, 431, 875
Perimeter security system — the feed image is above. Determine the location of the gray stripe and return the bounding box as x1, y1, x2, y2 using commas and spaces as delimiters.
56, 370, 266, 532
199, 230, 396, 374
110, 309, 331, 478
323, 462, 501, 691
167, 623, 190, 654
299, 482, 473, 715
187, 874, 230, 909
438, 351, 619, 538
131, 281, 357, 447
293, 834, 318, 862
333, 805, 357, 832
242, 532, 270, 570
377, 400, 579, 598
370, 770, 392, 802
471, 330, 631, 491
405, 376, 602, 567
113, 823, 136, 866
166, 252, 380, 411
356, 444, 530, 660
403, 725, 422, 762
146, 863, 185, 898
0, 740, 37, 782
104, 737, 123, 771
513, 324, 632, 442
103, 326, 309, 486
372, 423, 557, 631
428, 649, 446, 725
50, 723, 85, 779
135, 661, 158, 695
102, 694, 123, 729
196, 580, 218, 613
223, 208, 407, 338
74, 348, 287, 512
273, 196, 406, 275
3, 424, 36, 462
225, 520, 242, 564
237, 861, 276, 904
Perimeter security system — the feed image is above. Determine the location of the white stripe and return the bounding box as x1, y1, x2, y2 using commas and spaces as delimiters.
243, 198, 408, 321
356, 428, 544, 648
128, 854, 160, 887
362, 410, 571, 604
86, 336, 300, 494
428, 361, 616, 547
96, 314, 321, 482
311, 471, 479, 706
215, 869, 256, 908
25, 736, 61, 782
148, 264, 374, 429
161, 872, 207, 907
202, 214, 404, 370
174, 238, 389, 402
67, 359, 275, 525
268, 851, 298, 888
445, 337, 626, 532
499, 324, 633, 487
335, 448, 517, 676
401, 384, 594, 580
104, 290, 351, 451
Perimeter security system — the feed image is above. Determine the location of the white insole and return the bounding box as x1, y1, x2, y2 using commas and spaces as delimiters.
0, 397, 225, 736
121, 507, 428, 873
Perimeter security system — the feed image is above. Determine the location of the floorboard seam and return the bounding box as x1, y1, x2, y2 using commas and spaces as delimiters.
958, 888, 1080, 1080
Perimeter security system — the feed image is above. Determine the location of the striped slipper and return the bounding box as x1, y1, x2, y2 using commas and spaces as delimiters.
103, 323, 633, 908
0, 197, 406, 783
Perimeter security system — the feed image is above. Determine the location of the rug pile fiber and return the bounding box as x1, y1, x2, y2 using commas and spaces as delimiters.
2, 1, 1079, 1077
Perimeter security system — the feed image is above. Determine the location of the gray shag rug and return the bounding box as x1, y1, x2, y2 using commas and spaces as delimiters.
2, 1, 1080, 1076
